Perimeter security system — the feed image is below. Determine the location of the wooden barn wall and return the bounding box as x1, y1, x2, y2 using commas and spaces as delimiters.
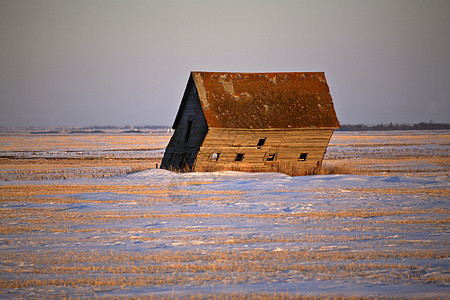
160, 85, 208, 170
193, 128, 335, 172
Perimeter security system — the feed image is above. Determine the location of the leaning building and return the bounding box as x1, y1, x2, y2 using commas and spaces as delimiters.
160, 71, 340, 172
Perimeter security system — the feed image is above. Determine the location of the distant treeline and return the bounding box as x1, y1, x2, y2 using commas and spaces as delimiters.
81, 125, 170, 130
338, 122, 450, 131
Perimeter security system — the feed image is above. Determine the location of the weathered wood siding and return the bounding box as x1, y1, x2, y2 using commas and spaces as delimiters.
193, 128, 334, 172
160, 84, 208, 170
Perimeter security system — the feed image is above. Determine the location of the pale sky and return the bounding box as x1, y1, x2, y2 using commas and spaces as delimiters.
1, 0, 449, 127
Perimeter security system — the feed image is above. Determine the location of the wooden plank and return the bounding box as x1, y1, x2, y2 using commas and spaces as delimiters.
190, 127, 336, 172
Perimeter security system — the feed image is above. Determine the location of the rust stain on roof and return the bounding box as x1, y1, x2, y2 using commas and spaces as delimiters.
190, 71, 340, 129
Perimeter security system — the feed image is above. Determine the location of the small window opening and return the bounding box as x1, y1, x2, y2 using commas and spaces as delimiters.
209, 153, 220, 161
185, 121, 192, 143
235, 153, 244, 161
257, 138, 266, 148
299, 153, 308, 161
266, 153, 276, 161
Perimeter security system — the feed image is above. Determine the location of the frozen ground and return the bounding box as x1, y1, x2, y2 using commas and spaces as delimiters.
0, 130, 449, 298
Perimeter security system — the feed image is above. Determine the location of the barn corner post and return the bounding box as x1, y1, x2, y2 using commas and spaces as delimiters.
161, 71, 339, 174
160, 73, 208, 172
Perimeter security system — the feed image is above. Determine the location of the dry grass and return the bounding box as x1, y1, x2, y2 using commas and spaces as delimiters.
193, 162, 361, 177
0, 133, 170, 152
325, 131, 449, 176
0, 133, 169, 180
273, 162, 360, 176
0, 157, 161, 180
1, 188, 448, 296
1, 247, 448, 289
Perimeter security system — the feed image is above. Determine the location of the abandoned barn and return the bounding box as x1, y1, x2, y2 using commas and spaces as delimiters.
160, 71, 340, 172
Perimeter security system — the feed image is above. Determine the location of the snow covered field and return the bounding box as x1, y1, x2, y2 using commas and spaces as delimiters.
0, 130, 449, 298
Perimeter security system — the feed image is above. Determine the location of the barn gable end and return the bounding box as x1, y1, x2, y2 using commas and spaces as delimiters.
161, 71, 339, 172
160, 75, 208, 170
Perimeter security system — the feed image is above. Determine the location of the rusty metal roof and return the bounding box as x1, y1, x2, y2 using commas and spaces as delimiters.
175, 71, 340, 129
